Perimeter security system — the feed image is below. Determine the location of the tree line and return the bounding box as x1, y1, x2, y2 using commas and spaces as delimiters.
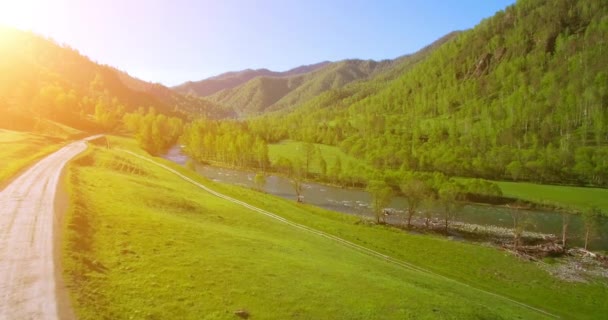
181, 119, 270, 169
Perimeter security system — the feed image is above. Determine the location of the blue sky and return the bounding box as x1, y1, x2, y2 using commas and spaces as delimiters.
0, 0, 516, 86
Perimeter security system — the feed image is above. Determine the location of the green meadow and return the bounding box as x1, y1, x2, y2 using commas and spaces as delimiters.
495, 181, 608, 214
61, 136, 607, 319
0, 129, 64, 184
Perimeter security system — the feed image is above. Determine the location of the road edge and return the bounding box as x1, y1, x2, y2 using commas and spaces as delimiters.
53, 160, 77, 320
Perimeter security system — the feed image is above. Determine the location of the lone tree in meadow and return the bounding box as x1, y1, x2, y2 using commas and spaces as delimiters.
400, 179, 431, 228
366, 180, 393, 224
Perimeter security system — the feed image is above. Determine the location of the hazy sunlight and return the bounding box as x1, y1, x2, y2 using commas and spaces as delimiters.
0, 0, 49, 30
0, 1, 606, 319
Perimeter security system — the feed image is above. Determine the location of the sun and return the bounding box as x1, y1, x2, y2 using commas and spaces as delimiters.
0, 0, 47, 31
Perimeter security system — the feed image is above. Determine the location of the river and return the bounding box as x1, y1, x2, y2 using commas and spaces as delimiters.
164, 145, 608, 250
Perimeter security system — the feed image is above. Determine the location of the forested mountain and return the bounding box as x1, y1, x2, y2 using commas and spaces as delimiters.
193, 32, 459, 118
172, 61, 331, 97
250, 0, 608, 187
206, 59, 397, 117
116, 70, 234, 118
0, 27, 229, 133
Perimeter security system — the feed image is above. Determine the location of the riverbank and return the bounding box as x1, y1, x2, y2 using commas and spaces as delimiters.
166, 145, 608, 250
265, 141, 608, 215
348, 207, 608, 284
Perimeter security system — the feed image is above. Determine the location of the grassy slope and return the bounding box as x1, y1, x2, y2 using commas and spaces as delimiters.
62, 136, 607, 319
0, 129, 66, 184
495, 181, 608, 213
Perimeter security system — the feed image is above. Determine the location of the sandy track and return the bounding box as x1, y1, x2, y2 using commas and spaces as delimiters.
0, 138, 94, 320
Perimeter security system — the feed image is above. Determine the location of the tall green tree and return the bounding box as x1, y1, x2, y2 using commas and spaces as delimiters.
400, 179, 431, 228
438, 182, 462, 232
366, 180, 393, 224
582, 207, 604, 250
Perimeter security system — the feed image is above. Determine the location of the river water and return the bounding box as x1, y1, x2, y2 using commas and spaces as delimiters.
164, 146, 607, 250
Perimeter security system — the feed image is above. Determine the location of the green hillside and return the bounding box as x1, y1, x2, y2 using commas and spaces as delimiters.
208, 58, 407, 117
198, 31, 459, 119
62, 136, 607, 319
251, 0, 608, 187
0, 27, 226, 136
116, 70, 234, 119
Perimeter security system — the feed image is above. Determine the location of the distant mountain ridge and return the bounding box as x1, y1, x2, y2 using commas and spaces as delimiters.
205, 59, 394, 117
197, 31, 460, 118
173, 61, 331, 97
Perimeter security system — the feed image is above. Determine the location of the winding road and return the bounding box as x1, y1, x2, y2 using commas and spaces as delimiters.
0, 137, 97, 320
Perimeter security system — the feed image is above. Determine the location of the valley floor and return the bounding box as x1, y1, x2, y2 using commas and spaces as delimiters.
61, 136, 607, 319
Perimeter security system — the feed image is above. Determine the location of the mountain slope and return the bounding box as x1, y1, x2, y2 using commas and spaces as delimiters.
116, 70, 234, 118
0, 27, 228, 134
204, 32, 460, 118
207, 59, 395, 117
251, 0, 608, 187
172, 61, 330, 97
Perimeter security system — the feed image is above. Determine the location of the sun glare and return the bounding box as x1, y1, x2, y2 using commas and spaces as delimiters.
0, 0, 49, 32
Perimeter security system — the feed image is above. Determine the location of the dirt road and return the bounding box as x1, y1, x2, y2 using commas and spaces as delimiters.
0, 138, 93, 320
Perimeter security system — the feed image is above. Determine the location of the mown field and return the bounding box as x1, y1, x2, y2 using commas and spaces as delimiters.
0, 129, 65, 184
62, 136, 607, 319
495, 181, 608, 214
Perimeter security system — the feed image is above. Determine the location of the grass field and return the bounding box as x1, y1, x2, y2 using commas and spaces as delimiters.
495, 181, 608, 214
62, 136, 607, 319
271, 140, 608, 215
0, 129, 65, 184
268, 140, 370, 174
